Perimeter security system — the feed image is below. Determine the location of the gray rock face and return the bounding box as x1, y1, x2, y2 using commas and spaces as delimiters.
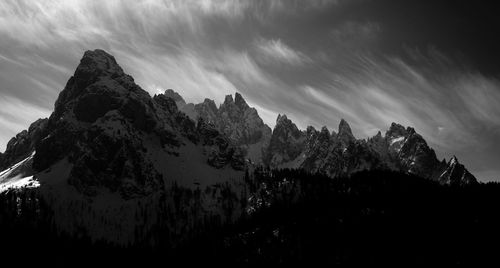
163, 89, 186, 106
264, 114, 306, 167
0, 118, 48, 170
337, 119, 355, 146
266, 116, 477, 185
439, 156, 477, 186
29, 49, 244, 198
33, 49, 168, 198
180, 91, 272, 164
196, 117, 245, 170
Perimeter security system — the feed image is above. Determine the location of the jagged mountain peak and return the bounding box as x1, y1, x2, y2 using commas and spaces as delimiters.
276, 114, 289, 124
53, 48, 144, 122
273, 114, 301, 135
202, 98, 218, 112
306, 126, 317, 138
386, 122, 407, 138
190, 92, 272, 163
76, 49, 125, 78
266, 118, 477, 185
320, 126, 330, 136
338, 119, 353, 134
0, 118, 48, 170
234, 92, 249, 109
221, 92, 250, 110
369, 130, 384, 144
439, 155, 477, 186
338, 118, 355, 144
223, 94, 234, 105
163, 89, 186, 104
275, 115, 301, 135
153, 93, 178, 114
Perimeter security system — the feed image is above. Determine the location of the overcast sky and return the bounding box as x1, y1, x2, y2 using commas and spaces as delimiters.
1, 0, 499, 181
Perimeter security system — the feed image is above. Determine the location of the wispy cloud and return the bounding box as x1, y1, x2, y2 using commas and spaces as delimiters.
255, 39, 310, 66
288, 50, 500, 182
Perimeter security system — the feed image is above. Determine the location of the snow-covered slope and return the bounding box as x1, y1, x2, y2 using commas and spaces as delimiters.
0, 151, 38, 193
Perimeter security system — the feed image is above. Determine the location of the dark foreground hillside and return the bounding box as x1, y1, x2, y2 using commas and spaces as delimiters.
1, 169, 499, 266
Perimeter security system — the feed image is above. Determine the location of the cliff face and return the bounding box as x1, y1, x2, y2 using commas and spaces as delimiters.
171, 90, 272, 164
265, 116, 477, 185
22, 49, 244, 199
0, 118, 48, 170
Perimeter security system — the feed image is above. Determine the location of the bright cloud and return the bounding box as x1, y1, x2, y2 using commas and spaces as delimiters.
256, 39, 310, 65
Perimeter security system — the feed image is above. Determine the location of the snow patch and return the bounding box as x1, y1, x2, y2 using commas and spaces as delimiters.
0, 175, 39, 193
390, 136, 405, 145
0, 151, 39, 193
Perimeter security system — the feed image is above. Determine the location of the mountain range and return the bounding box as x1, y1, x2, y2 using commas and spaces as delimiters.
0, 49, 477, 244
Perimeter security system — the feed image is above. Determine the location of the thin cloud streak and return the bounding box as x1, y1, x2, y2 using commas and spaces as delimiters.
255, 39, 311, 66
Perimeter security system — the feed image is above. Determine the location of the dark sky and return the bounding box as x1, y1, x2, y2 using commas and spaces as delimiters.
0, 0, 499, 181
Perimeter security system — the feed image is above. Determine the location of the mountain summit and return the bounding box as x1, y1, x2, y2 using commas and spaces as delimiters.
0, 49, 477, 245
169, 90, 273, 164
265, 116, 477, 185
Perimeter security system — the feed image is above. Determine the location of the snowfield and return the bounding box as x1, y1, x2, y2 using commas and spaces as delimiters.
0, 151, 39, 193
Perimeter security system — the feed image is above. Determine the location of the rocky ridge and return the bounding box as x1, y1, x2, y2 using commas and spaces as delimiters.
168, 90, 272, 164
1, 49, 477, 196
265, 115, 477, 185
12, 49, 244, 199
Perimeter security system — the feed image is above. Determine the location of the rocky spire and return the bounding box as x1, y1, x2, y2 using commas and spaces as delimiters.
386, 122, 407, 138
320, 126, 330, 136
52, 49, 139, 121
163, 89, 186, 106
276, 114, 288, 125
265, 114, 305, 166
449, 155, 459, 165
0, 118, 48, 170
439, 155, 477, 186
202, 98, 218, 113
273, 114, 301, 137
337, 119, 355, 145
194, 98, 219, 124
234, 92, 249, 109
223, 94, 234, 105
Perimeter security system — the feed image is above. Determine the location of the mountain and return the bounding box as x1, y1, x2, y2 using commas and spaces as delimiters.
0, 49, 478, 246
0, 49, 249, 245
0, 118, 47, 171
33, 49, 246, 195
265, 115, 477, 185
264, 114, 306, 167
167, 89, 272, 164
0, 50, 477, 192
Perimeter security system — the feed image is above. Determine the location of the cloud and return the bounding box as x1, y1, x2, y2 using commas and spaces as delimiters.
330, 21, 381, 42
255, 39, 310, 66
282, 50, 500, 183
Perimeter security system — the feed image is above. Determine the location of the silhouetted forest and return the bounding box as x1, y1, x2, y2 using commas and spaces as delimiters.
1, 169, 500, 266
